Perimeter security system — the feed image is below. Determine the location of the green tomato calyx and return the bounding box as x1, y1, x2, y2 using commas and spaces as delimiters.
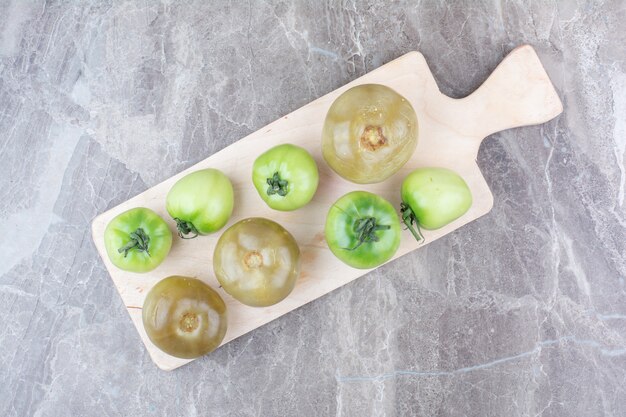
344, 217, 390, 251
400, 202, 424, 243
266, 172, 289, 197
173, 218, 199, 239
117, 228, 151, 257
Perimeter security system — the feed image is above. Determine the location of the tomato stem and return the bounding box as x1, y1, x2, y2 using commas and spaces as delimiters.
400, 202, 424, 243
266, 172, 289, 197
173, 218, 199, 239
117, 228, 151, 257
344, 217, 390, 251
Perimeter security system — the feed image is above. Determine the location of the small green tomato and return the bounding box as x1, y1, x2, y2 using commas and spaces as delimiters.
325, 191, 401, 269
400, 167, 472, 241
252, 144, 319, 211
104, 207, 172, 273
166, 168, 234, 238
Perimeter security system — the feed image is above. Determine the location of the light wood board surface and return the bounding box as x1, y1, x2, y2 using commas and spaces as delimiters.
91, 45, 562, 370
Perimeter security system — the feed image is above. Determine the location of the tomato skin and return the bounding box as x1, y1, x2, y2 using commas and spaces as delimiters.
252, 144, 319, 211
104, 207, 172, 273
401, 167, 472, 234
142, 276, 227, 359
166, 169, 234, 237
325, 191, 401, 269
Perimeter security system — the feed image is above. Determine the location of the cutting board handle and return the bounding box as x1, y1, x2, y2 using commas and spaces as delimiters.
459, 44, 563, 140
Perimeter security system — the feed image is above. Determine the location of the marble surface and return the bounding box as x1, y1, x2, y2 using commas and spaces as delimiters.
1, 1, 624, 416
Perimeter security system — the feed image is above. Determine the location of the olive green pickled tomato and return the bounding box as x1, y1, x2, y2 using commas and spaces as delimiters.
213, 218, 301, 307
142, 276, 227, 359
322, 84, 418, 184
400, 167, 473, 242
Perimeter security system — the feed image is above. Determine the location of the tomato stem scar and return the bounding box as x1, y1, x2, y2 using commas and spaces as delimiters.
360, 125, 387, 151
243, 250, 264, 268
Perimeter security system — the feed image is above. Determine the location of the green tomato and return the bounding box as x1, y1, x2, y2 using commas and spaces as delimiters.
166, 168, 234, 238
104, 207, 172, 273
143, 276, 227, 359
400, 167, 472, 241
325, 191, 401, 269
252, 144, 319, 211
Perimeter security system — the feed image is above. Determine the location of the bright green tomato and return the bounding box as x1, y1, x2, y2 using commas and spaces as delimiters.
104, 207, 172, 273
325, 191, 401, 269
252, 144, 319, 211
143, 276, 227, 359
166, 168, 234, 238
400, 167, 472, 241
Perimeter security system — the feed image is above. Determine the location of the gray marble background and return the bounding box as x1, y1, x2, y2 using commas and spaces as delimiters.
1, 1, 625, 416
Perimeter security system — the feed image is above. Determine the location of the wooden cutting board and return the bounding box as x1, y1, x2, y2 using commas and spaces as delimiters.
91, 45, 562, 370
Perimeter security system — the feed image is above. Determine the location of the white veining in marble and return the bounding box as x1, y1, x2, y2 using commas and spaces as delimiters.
0, 1, 624, 416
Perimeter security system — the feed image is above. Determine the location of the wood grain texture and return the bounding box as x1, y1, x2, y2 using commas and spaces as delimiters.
91, 45, 562, 370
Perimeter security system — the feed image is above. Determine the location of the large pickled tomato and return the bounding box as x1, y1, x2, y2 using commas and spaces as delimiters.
322, 84, 418, 184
